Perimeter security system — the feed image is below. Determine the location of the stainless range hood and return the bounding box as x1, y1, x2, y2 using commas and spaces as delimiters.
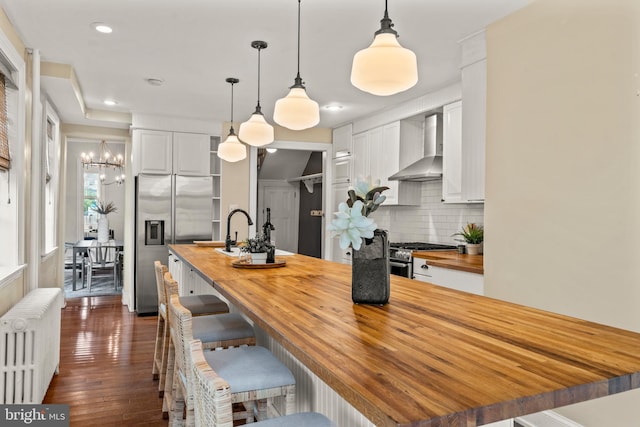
388, 113, 443, 182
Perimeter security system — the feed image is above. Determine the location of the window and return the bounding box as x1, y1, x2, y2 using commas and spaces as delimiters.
42, 101, 59, 255
83, 172, 100, 233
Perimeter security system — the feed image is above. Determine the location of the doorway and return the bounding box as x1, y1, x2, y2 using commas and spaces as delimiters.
251, 141, 332, 259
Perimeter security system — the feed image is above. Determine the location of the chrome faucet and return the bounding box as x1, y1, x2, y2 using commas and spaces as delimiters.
225, 209, 253, 252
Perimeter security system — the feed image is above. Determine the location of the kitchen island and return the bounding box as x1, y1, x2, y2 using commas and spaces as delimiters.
169, 244, 640, 427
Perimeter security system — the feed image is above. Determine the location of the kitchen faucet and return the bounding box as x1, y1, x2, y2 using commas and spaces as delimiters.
225, 209, 253, 252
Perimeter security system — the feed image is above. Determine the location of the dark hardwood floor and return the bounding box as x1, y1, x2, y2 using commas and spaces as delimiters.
44, 295, 168, 426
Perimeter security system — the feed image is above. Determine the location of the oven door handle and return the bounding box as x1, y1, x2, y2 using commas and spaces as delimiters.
389, 261, 410, 269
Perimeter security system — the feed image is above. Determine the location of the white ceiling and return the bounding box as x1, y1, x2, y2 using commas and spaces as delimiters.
0, 0, 529, 130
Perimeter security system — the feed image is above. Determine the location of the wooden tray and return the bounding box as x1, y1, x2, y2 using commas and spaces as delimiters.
231, 259, 286, 269
194, 241, 225, 247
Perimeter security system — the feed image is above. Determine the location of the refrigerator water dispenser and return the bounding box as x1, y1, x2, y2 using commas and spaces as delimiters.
145, 220, 164, 245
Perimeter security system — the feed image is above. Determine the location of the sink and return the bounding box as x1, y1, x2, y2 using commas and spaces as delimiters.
214, 247, 295, 257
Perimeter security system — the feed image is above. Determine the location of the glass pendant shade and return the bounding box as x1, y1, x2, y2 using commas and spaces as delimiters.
273, 87, 320, 131
273, 0, 320, 131
351, 33, 418, 96
217, 132, 246, 162
239, 113, 274, 147
239, 40, 274, 147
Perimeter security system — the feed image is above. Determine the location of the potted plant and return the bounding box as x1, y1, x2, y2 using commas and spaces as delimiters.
452, 223, 484, 255
239, 233, 274, 264
91, 200, 117, 243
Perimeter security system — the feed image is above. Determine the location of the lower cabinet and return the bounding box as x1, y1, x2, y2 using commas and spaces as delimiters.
412, 258, 484, 295
168, 250, 212, 295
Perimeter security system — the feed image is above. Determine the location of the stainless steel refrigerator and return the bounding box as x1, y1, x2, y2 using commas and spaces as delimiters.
135, 174, 213, 315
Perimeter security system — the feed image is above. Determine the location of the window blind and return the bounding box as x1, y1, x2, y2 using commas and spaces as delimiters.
0, 74, 9, 171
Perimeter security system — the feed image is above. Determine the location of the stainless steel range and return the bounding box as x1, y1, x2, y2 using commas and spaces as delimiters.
389, 242, 457, 278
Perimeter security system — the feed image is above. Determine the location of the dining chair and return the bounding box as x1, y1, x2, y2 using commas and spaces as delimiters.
153, 261, 232, 398
190, 339, 336, 427
64, 242, 84, 279
84, 244, 120, 291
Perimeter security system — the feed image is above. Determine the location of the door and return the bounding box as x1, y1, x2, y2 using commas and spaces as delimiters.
258, 180, 298, 253
174, 175, 213, 243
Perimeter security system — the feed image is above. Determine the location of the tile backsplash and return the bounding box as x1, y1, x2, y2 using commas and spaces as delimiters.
371, 181, 484, 244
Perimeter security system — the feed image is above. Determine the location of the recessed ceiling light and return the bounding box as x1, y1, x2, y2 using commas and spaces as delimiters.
92, 22, 113, 34
324, 104, 343, 111
103, 99, 117, 106
266, 148, 278, 154
145, 78, 165, 86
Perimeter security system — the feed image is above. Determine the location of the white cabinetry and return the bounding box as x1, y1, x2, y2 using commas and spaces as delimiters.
330, 181, 352, 264
173, 132, 210, 176
413, 258, 484, 295
168, 250, 214, 296
332, 124, 353, 184
352, 122, 420, 206
332, 123, 352, 158
461, 58, 486, 202
134, 129, 173, 175
133, 129, 210, 176
442, 101, 463, 202
458, 30, 487, 202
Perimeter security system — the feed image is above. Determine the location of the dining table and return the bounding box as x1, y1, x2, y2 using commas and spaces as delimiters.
71, 239, 124, 291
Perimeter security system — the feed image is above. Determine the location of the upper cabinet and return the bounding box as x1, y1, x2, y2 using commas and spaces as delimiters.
352, 121, 421, 206
133, 129, 172, 175
458, 30, 487, 202
460, 58, 486, 202
133, 129, 210, 176
442, 101, 463, 202
443, 31, 486, 203
173, 132, 210, 176
332, 123, 352, 158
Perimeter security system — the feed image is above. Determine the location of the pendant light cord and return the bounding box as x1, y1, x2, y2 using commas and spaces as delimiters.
297, 0, 301, 78
256, 47, 262, 110
229, 80, 236, 133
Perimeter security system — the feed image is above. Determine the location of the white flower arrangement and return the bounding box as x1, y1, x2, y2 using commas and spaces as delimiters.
327, 176, 388, 251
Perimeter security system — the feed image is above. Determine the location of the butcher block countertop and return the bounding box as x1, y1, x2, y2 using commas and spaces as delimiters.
169, 244, 640, 427
413, 250, 484, 274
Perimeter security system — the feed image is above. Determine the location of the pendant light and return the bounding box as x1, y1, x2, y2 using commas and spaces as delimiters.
273, 0, 319, 131
239, 41, 274, 147
350, 0, 418, 96
218, 78, 247, 163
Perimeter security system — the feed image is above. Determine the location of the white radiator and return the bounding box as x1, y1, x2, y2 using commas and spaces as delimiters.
0, 288, 64, 404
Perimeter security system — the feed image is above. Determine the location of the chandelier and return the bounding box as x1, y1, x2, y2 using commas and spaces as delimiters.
80, 140, 125, 185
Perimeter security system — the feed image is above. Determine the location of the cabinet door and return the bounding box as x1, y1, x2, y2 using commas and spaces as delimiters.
352, 132, 369, 183
412, 258, 484, 295
332, 123, 353, 158
135, 129, 173, 175
173, 132, 210, 176
461, 59, 486, 202
378, 122, 400, 205
330, 181, 352, 264
442, 101, 463, 203
332, 157, 351, 184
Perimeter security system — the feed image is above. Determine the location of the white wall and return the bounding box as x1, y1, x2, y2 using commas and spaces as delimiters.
372, 180, 484, 244
485, 0, 640, 424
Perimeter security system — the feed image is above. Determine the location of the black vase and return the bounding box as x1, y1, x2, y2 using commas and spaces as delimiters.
351, 229, 390, 305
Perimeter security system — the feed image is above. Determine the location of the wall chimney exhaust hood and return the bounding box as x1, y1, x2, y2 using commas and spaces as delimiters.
388, 113, 443, 182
